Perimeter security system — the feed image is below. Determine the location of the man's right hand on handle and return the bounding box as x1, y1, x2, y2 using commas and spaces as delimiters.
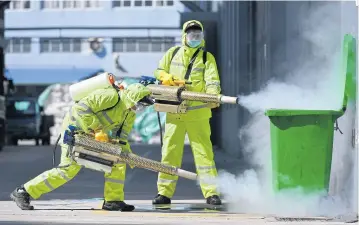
159, 72, 179, 86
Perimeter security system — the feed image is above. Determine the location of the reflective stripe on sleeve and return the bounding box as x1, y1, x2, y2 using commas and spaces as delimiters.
77, 102, 93, 115
171, 62, 184, 67
206, 81, 220, 86
197, 165, 216, 170
102, 111, 114, 124
105, 178, 124, 184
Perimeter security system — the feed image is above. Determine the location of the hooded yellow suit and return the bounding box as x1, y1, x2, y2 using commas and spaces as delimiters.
154, 20, 221, 200
23, 83, 151, 202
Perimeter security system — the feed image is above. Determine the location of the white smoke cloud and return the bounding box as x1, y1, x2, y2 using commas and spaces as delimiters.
214, 1, 358, 218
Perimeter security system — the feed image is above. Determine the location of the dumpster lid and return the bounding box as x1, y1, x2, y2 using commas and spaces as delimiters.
265, 109, 344, 117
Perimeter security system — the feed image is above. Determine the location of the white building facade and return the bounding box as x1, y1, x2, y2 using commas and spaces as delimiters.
4, 0, 185, 84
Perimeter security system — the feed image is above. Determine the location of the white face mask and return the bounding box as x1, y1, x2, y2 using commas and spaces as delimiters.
186, 30, 204, 41
186, 30, 204, 48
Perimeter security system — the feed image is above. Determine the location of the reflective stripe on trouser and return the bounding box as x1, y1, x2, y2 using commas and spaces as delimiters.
24, 145, 127, 201
104, 163, 126, 201
24, 146, 82, 199
157, 117, 219, 199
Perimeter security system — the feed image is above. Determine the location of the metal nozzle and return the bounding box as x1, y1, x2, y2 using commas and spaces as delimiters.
219, 95, 240, 104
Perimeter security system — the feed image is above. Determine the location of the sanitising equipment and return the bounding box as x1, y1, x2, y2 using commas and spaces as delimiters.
69, 72, 117, 102
62, 126, 198, 180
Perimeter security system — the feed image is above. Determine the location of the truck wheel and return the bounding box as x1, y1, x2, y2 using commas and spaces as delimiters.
42, 136, 50, 145
11, 138, 18, 146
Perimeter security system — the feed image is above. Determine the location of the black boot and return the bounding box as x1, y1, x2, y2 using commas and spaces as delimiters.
206, 195, 222, 205
152, 194, 171, 204
102, 201, 135, 211
10, 187, 34, 210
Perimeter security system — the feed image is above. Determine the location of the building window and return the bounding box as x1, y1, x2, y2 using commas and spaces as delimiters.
42, 0, 61, 9
41, 0, 100, 9
63, 0, 82, 9
145, 0, 152, 6
134, 0, 142, 7
112, 37, 175, 52
123, 0, 131, 7
155, 0, 164, 6
113, 0, 131, 7
126, 39, 137, 52
138, 38, 150, 52
113, 38, 124, 52
5, 38, 32, 53
112, 0, 121, 7
84, 0, 101, 8
112, 0, 173, 7
151, 38, 163, 52
5, 0, 31, 10
164, 37, 175, 51
40, 38, 82, 53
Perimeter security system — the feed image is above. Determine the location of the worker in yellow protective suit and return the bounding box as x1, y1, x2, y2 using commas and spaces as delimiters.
152, 20, 222, 205
10, 83, 154, 211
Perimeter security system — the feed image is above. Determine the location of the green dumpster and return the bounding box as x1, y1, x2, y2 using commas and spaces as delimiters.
265, 109, 344, 193
265, 34, 356, 194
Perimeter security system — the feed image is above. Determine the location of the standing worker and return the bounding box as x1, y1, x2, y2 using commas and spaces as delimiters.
10, 81, 154, 211
153, 20, 222, 205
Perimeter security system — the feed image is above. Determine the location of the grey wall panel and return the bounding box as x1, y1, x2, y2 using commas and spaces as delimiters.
182, 1, 356, 158
217, 1, 254, 157
0, 7, 4, 96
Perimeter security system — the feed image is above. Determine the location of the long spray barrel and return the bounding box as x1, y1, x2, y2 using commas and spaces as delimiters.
63, 130, 198, 181
146, 84, 240, 105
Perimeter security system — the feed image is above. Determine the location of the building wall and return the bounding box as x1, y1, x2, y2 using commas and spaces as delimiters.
216, 1, 254, 157
5, 1, 182, 28
215, 1, 349, 157
4, 0, 185, 83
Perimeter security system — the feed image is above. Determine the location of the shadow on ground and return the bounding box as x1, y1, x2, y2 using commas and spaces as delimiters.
0, 144, 247, 201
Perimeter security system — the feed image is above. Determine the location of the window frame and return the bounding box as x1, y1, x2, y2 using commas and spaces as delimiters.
39, 38, 83, 53
5, 38, 32, 54
41, 0, 102, 10
112, 0, 175, 8
5, 0, 32, 11
112, 37, 175, 53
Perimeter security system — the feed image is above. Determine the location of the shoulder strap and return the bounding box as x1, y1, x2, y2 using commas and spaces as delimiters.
170, 47, 180, 64
115, 111, 129, 143
184, 48, 201, 80
203, 50, 207, 64
101, 95, 120, 112
96, 86, 121, 112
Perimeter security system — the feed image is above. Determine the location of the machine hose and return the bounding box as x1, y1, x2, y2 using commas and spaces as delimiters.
157, 112, 163, 147
53, 134, 61, 166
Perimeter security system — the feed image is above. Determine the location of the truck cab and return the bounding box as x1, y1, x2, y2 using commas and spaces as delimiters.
5, 96, 53, 145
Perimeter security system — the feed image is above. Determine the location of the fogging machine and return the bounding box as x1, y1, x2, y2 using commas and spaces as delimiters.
139, 76, 240, 114
62, 125, 198, 180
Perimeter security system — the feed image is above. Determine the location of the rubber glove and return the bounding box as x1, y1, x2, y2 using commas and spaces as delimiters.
95, 130, 109, 142
159, 72, 181, 86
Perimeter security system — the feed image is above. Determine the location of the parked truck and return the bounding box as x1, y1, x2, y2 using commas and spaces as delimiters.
5, 96, 54, 146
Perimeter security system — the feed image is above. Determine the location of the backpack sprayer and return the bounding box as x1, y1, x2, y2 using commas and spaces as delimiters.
53, 72, 198, 181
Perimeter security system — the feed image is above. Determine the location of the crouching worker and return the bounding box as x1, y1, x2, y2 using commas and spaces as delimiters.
10, 82, 154, 211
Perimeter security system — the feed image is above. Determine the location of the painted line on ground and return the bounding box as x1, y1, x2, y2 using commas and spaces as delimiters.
91, 210, 264, 218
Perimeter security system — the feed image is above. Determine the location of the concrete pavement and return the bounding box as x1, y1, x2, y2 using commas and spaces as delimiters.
0, 144, 355, 224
